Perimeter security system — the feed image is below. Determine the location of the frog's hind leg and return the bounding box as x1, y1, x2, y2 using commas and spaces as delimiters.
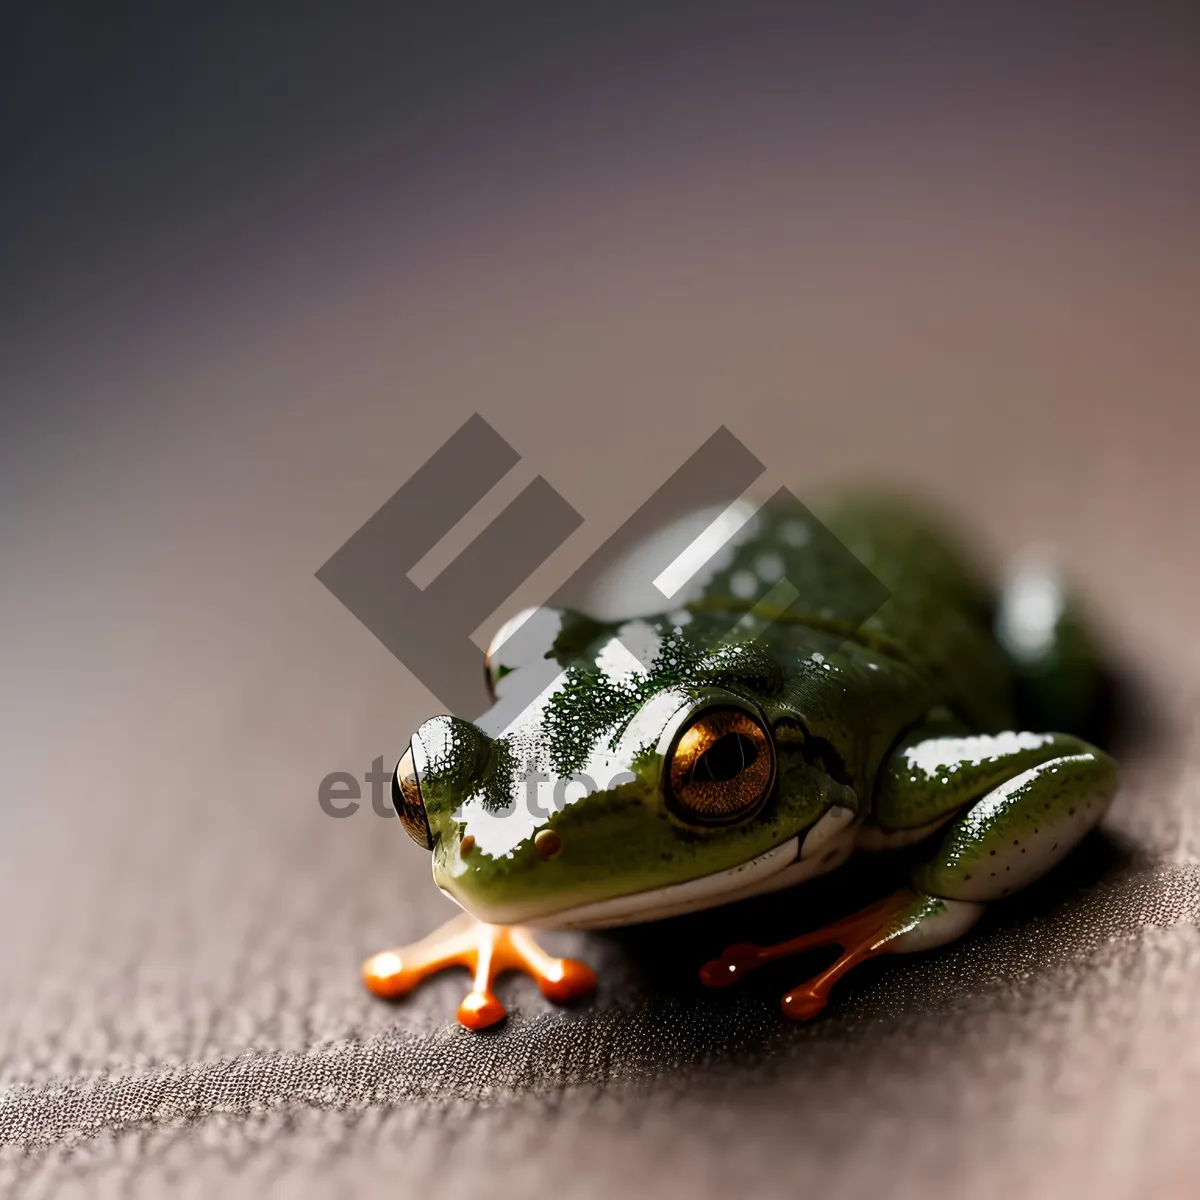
910, 747, 1117, 903
702, 736, 1118, 1021
701, 888, 983, 1019
363, 913, 597, 1030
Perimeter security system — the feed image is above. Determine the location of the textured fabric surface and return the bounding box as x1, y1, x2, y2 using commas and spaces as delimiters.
3, 715, 1200, 1200
5, 9, 1200, 1196
3, 477, 1199, 1200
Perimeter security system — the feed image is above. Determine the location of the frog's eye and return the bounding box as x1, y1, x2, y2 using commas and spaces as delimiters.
393, 743, 433, 850
667, 708, 774, 826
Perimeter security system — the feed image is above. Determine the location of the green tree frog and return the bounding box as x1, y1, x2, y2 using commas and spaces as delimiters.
364, 494, 1117, 1030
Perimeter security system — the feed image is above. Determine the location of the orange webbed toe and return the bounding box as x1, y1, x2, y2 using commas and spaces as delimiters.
365, 916, 597, 1030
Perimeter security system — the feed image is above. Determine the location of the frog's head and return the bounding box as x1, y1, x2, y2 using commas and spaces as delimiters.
394, 606, 864, 929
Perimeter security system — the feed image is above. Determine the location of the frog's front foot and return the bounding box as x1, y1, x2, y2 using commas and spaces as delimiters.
363, 912, 597, 1030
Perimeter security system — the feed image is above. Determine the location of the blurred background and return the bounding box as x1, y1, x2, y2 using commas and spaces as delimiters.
2, 4, 1200, 1197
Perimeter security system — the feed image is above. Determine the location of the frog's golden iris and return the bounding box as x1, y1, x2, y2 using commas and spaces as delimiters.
393, 745, 431, 849
667, 707, 774, 826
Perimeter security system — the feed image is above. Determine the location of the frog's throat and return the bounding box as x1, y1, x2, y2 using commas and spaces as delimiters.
442, 808, 859, 930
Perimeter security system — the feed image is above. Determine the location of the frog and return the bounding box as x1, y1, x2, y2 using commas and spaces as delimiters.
363, 493, 1118, 1030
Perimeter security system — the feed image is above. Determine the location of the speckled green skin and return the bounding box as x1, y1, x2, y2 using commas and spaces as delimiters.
911, 750, 1117, 902
407, 494, 1117, 927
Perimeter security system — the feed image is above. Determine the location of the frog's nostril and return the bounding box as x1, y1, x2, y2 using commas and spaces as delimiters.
394, 743, 433, 850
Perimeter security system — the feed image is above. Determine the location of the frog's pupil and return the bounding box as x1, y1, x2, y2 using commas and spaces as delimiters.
693, 733, 758, 784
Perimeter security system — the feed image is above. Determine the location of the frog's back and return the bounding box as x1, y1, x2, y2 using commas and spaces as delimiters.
815, 495, 1014, 729
695, 492, 1016, 732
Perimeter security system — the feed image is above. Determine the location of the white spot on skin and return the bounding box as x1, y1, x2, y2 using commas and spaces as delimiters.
753, 552, 785, 583
730, 569, 759, 599
780, 519, 810, 548
904, 732, 1054, 780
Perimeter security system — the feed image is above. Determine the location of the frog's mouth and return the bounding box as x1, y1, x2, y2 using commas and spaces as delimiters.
438, 837, 806, 931
516, 836, 822, 931
505, 804, 859, 930
439, 807, 860, 930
